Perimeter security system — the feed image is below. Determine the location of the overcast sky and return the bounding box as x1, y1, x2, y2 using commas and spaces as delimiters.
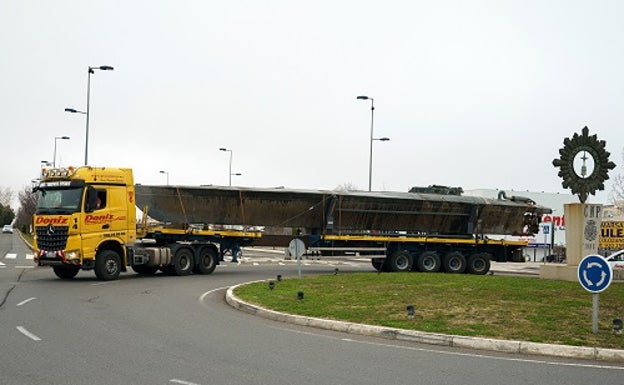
2, 0, 623, 209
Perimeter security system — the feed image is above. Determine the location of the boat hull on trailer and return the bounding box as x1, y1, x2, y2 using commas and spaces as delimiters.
135, 185, 548, 236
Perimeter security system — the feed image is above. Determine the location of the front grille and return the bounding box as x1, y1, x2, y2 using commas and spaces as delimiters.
36, 226, 69, 251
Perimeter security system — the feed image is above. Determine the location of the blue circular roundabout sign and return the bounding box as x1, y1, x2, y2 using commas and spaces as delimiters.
578, 255, 613, 293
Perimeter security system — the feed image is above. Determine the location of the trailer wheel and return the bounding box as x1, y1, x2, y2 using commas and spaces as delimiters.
417, 251, 441, 272
53, 265, 80, 279
386, 251, 413, 272
371, 258, 384, 272
172, 247, 194, 276
132, 265, 159, 275
466, 253, 491, 275
443, 252, 466, 273
193, 247, 217, 275
95, 250, 122, 281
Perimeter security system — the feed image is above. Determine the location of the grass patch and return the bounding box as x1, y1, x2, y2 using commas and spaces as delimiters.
234, 272, 624, 349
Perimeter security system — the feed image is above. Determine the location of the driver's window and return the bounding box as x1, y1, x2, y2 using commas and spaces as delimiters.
95, 190, 107, 210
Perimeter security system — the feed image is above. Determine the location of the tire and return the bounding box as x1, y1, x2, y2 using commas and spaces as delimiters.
466, 253, 491, 275
172, 247, 193, 276
371, 258, 384, 272
132, 264, 159, 275
53, 265, 80, 279
386, 251, 413, 272
443, 252, 466, 273
193, 247, 217, 275
95, 250, 122, 281
416, 251, 441, 272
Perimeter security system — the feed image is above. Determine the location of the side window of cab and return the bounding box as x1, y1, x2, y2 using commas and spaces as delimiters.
85, 187, 107, 212
96, 190, 107, 210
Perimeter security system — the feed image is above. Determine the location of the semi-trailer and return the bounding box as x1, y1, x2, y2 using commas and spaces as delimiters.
32, 166, 549, 280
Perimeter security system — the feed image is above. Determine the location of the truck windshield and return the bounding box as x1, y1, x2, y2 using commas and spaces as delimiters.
36, 187, 84, 214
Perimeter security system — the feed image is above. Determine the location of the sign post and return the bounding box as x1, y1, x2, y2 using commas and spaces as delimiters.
577, 254, 613, 333
288, 238, 305, 279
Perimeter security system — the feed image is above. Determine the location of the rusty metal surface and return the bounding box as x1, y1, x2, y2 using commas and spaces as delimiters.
135, 185, 545, 236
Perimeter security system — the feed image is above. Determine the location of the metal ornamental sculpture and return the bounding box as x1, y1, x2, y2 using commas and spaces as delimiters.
552, 126, 616, 203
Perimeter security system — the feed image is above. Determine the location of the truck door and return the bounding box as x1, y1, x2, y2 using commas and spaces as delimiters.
81, 185, 132, 263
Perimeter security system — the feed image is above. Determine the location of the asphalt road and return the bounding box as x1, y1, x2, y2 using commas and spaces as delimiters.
2, 233, 624, 385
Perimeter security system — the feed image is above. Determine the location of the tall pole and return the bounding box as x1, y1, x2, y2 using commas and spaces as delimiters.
159, 170, 169, 185
368, 98, 375, 192
85, 68, 91, 165
53, 136, 70, 168
357, 96, 375, 191
84, 65, 114, 166
219, 147, 234, 187
228, 151, 233, 187
53, 139, 58, 169
220, 148, 233, 186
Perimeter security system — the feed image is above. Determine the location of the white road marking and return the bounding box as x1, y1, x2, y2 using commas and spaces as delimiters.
0, 261, 5, 268
16, 297, 37, 307
170, 379, 202, 385
5, 253, 17, 259
198, 286, 230, 304
16, 326, 41, 341
15, 266, 34, 269
25, 254, 34, 260
90, 281, 119, 286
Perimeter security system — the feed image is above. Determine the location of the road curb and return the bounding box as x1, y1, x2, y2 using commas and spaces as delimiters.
225, 284, 624, 363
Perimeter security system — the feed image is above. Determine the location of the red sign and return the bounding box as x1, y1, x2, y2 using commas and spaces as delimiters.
35, 216, 69, 225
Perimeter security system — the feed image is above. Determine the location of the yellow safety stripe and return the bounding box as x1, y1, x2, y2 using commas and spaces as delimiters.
321, 234, 527, 246
150, 228, 262, 238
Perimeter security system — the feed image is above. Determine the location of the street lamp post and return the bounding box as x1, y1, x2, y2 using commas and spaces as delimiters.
53, 136, 70, 168
65, 65, 114, 166
219, 148, 234, 186
357, 95, 388, 191
159, 170, 170, 185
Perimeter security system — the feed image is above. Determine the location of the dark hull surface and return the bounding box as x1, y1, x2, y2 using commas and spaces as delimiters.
135, 185, 546, 236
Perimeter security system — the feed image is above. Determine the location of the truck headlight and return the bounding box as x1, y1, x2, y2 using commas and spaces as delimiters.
65, 250, 81, 260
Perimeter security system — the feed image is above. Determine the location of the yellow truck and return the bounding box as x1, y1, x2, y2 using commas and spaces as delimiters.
33, 166, 260, 280
33, 166, 548, 280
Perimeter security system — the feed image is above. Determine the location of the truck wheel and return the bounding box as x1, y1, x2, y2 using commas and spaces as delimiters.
193, 247, 217, 275
386, 251, 413, 272
417, 251, 441, 272
371, 258, 384, 272
443, 252, 466, 273
172, 247, 193, 276
466, 253, 491, 275
95, 250, 122, 281
53, 265, 80, 279
132, 265, 159, 275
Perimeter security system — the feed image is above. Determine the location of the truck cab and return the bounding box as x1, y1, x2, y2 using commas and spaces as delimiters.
33, 166, 137, 280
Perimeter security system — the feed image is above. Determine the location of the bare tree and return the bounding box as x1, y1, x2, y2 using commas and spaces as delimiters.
0, 187, 13, 207
14, 185, 38, 233
334, 182, 360, 192
610, 148, 624, 212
